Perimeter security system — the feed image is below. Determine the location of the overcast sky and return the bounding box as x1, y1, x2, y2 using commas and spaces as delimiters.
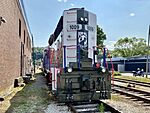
22, 0, 150, 49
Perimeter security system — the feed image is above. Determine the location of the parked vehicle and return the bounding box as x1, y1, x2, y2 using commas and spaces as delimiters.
132, 68, 144, 77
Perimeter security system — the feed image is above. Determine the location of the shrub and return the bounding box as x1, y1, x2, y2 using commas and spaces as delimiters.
98, 103, 105, 112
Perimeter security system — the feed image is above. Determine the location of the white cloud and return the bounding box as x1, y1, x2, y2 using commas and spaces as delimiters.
57, 0, 68, 2
70, 3, 74, 6
104, 41, 116, 50
64, 0, 68, 3
57, 0, 62, 2
130, 13, 135, 17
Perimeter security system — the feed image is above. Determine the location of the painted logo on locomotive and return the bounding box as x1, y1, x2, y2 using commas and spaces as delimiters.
78, 32, 87, 49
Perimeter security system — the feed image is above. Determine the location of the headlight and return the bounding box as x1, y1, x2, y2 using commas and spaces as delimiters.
100, 66, 106, 73
85, 18, 88, 22
67, 67, 72, 73
80, 17, 84, 21
102, 68, 106, 73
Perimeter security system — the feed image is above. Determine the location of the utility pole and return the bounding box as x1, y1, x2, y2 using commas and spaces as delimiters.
146, 25, 150, 78
32, 34, 35, 74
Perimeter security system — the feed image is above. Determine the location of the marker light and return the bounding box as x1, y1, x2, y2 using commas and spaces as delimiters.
96, 63, 100, 68
67, 68, 72, 73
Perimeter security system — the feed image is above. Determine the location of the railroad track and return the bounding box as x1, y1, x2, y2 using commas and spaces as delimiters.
67, 101, 121, 113
113, 78, 150, 87
112, 84, 150, 103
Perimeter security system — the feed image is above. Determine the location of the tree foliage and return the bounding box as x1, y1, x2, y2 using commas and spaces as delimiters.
34, 47, 45, 53
33, 47, 45, 60
97, 25, 106, 46
112, 37, 148, 57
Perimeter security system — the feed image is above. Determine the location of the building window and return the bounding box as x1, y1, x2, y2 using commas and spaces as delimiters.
29, 40, 31, 50
24, 30, 25, 43
19, 19, 21, 37
29, 39, 31, 50
27, 36, 28, 47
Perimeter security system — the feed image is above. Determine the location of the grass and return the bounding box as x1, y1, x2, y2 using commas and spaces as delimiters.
114, 75, 150, 83
98, 103, 105, 112
6, 72, 51, 113
111, 94, 122, 101
113, 71, 122, 76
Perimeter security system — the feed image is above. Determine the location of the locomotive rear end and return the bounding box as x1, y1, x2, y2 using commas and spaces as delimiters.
57, 68, 111, 102
47, 8, 111, 102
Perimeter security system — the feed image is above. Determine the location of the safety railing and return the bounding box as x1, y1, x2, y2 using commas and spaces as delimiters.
63, 45, 67, 72
63, 45, 114, 82
92, 46, 114, 81
63, 45, 79, 72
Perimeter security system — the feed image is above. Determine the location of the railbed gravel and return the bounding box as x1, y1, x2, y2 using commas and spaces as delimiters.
44, 102, 71, 113
102, 94, 150, 113
45, 94, 150, 113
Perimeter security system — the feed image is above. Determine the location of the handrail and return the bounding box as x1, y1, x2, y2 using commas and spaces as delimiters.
49, 47, 55, 72
103, 48, 107, 68
77, 45, 81, 69
106, 48, 114, 85
93, 46, 114, 76
61, 45, 114, 75
93, 46, 96, 68
63, 46, 67, 72
63, 45, 81, 70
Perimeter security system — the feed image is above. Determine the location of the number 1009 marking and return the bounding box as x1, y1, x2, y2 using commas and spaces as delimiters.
69, 25, 79, 30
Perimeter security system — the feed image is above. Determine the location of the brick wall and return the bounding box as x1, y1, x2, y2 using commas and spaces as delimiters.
0, 0, 32, 96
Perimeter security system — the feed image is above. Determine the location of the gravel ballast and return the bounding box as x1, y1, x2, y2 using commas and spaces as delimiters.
44, 102, 71, 113
103, 94, 150, 113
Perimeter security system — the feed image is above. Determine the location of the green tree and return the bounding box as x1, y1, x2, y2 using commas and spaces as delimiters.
34, 47, 45, 53
97, 25, 106, 46
112, 37, 148, 57
33, 47, 45, 60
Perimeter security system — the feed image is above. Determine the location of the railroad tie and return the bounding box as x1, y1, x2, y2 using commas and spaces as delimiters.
127, 83, 135, 88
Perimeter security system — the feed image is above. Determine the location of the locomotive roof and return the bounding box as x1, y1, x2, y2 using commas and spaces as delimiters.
68, 7, 84, 10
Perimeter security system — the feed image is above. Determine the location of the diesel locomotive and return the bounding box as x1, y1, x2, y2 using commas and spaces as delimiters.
43, 8, 112, 102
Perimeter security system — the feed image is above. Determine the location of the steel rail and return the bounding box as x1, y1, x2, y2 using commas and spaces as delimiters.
113, 78, 150, 87
67, 101, 121, 113
113, 85, 150, 103
113, 84, 150, 96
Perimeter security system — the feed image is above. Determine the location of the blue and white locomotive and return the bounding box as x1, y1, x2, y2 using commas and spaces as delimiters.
44, 8, 111, 102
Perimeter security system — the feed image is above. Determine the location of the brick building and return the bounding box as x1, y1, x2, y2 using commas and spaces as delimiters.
0, 0, 32, 96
